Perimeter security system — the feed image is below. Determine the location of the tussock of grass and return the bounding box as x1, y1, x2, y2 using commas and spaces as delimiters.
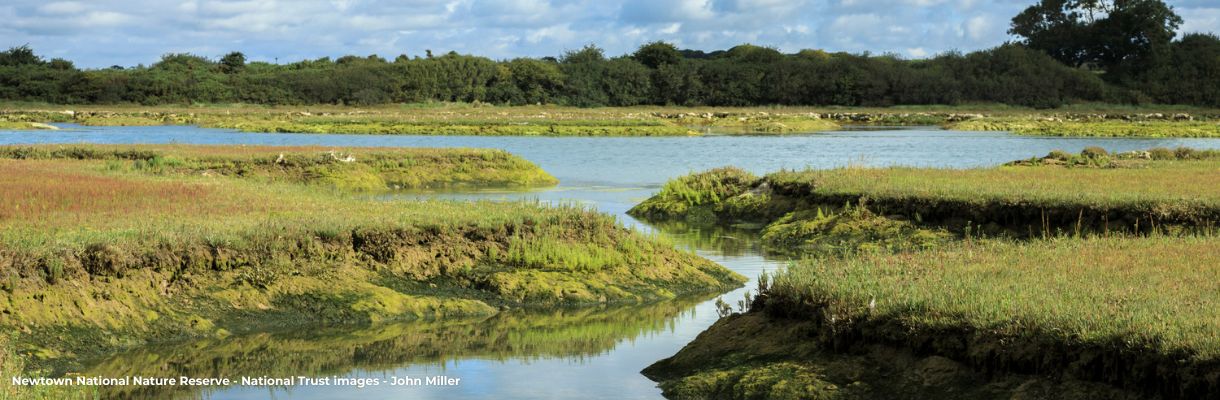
630, 167, 761, 222
760, 205, 950, 254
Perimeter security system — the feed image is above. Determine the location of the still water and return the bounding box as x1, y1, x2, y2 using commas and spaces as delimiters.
4, 124, 1219, 399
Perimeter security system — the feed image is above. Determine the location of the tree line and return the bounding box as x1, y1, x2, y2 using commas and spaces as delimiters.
1, 0, 1216, 108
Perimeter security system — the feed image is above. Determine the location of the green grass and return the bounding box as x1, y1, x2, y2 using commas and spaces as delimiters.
753, 235, 1220, 397
948, 117, 1220, 137
769, 236, 1220, 361
0, 151, 743, 374
631, 149, 1220, 246
0, 121, 57, 130
5, 103, 1219, 137
0, 144, 558, 190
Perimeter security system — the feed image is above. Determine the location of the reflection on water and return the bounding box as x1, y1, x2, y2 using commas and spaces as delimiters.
83, 296, 711, 400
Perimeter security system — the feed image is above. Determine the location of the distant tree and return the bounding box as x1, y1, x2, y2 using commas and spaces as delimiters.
504, 58, 564, 104
1090, 0, 1182, 80
632, 41, 682, 68
1138, 33, 1220, 106
1010, 0, 1182, 80
561, 45, 606, 64
219, 51, 246, 74
1010, 0, 1091, 67
48, 58, 75, 70
0, 45, 42, 66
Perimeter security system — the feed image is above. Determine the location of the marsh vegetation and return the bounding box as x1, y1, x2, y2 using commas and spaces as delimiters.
634, 148, 1220, 399
0, 145, 743, 381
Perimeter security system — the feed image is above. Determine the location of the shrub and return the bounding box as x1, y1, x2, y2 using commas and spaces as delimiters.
1081, 146, 1109, 159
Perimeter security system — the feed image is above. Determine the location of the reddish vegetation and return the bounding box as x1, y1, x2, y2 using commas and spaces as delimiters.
0, 160, 268, 227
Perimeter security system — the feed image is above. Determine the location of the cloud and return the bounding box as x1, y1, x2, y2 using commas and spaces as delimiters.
0, 0, 1214, 67
37, 2, 87, 14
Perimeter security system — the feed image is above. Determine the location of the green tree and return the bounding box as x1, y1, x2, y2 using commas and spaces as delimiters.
632, 41, 682, 69
1010, 0, 1182, 80
0, 45, 43, 66
219, 51, 246, 74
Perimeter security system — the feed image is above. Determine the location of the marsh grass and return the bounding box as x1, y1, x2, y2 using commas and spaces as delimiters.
949, 117, 1220, 138
0, 144, 558, 190
0, 153, 743, 373
6, 104, 1217, 137
761, 234, 1220, 393
768, 158, 1220, 221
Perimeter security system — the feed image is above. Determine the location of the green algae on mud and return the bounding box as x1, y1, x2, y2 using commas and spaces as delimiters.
0, 144, 559, 190
0, 151, 744, 377
1, 336, 99, 400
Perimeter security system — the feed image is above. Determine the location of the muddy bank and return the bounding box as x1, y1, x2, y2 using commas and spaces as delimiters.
2, 214, 743, 374
644, 312, 1175, 400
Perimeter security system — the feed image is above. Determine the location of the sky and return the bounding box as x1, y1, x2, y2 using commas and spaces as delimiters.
1, 0, 1217, 68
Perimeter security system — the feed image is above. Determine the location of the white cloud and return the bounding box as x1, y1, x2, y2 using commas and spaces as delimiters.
37, 1, 87, 14
79, 11, 134, 26
1179, 7, 1220, 35
964, 15, 990, 41
0, 0, 1214, 68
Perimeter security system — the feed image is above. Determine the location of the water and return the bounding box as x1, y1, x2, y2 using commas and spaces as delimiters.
6, 124, 1219, 187
5, 124, 1219, 399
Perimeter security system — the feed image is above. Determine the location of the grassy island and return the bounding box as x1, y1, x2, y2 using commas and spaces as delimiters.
0, 144, 559, 190
635, 148, 1220, 399
629, 147, 1220, 253
0, 145, 743, 380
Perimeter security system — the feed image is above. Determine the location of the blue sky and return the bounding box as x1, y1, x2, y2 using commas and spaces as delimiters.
1, 0, 1217, 68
